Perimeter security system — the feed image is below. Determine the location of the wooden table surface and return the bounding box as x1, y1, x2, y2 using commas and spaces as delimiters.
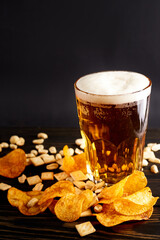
0, 127, 160, 240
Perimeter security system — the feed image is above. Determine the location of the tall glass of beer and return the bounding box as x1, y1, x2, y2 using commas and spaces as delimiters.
74, 71, 152, 184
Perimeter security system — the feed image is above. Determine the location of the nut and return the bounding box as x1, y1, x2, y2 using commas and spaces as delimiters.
56, 153, 62, 160
9, 135, 19, 144
75, 138, 84, 146
142, 159, 148, 167
69, 148, 74, 156
32, 139, 44, 144
94, 204, 103, 213
10, 144, 17, 150
151, 144, 160, 152
37, 132, 48, 139
1, 142, 9, 148
16, 137, 25, 146
148, 157, 160, 164
75, 148, 83, 154
30, 149, 38, 156
46, 163, 59, 170
49, 146, 57, 154
26, 153, 35, 158
35, 144, 44, 150
150, 164, 159, 174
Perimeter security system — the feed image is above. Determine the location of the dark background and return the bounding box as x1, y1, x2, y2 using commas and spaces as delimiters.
1, 0, 160, 128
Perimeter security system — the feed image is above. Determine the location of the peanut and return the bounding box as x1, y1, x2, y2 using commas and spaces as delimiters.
150, 164, 159, 174
32, 139, 44, 144
37, 132, 48, 139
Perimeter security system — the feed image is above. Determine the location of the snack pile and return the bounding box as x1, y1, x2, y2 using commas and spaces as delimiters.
0, 134, 159, 237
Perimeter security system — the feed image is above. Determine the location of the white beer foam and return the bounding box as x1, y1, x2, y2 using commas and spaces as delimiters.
75, 71, 151, 104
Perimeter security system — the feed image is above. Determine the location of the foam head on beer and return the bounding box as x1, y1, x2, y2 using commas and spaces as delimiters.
75, 71, 151, 105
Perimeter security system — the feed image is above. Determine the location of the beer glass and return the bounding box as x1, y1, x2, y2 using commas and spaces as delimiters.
74, 71, 152, 184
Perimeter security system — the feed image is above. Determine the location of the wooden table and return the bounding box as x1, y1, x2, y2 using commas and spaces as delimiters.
0, 128, 160, 240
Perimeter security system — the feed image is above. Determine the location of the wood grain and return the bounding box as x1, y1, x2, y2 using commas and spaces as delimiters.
0, 128, 160, 240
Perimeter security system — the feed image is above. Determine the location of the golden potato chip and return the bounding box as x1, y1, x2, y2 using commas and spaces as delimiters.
96, 203, 153, 227
114, 187, 158, 215
80, 189, 94, 212
8, 187, 30, 207
7, 187, 48, 215
123, 170, 147, 195
0, 149, 26, 178
98, 176, 128, 202
62, 145, 75, 173
38, 180, 75, 205
62, 145, 87, 174
18, 200, 42, 216
73, 153, 87, 174
48, 199, 58, 214
54, 193, 84, 222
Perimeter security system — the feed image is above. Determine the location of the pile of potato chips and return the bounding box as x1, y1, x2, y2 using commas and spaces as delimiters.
7, 170, 158, 228
0, 145, 159, 236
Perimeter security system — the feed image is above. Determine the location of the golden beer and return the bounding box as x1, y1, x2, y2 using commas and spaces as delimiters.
74, 71, 152, 184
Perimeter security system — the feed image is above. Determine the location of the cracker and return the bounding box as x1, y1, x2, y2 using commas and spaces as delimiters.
75, 221, 96, 237
41, 155, 55, 164
30, 157, 44, 166
73, 181, 85, 189
41, 172, 54, 180
18, 174, 27, 184
27, 175, 42, 185
54, 172, 69, 181
70, 170, 88, 181
32, 182, 44, 191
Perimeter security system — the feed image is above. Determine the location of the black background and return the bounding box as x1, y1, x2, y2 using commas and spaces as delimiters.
1, 0, 160, 128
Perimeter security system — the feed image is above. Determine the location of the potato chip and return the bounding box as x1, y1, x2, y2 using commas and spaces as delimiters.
7, 187, 49, 215
96, 203, 153, 227
73, 153, 87, 174
114, 187, 158, 215
123, 170, 147, 195
38, 180, 75, 205
48, 199, 58, 214
8, 187, 30, 207
62, 145, 87, 174
54, 193, 84, 222
62, 145, 75, 173
98, 176, 128, 202
80, 189, 94, 212
0, 149, 26, 178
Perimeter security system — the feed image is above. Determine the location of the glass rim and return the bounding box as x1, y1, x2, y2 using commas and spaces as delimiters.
74, 71, 152, 98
